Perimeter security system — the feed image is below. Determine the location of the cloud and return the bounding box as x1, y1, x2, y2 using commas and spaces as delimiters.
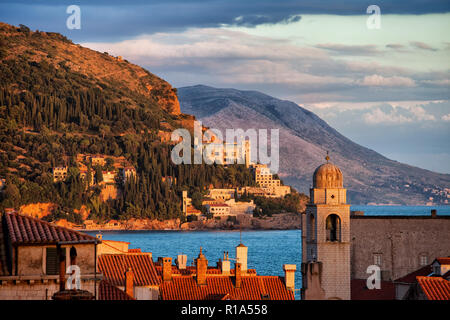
316, 43, 381, 56
363, 107, 413, 124
360, 74, 416, 87
307, 100, 450, 173
410, 41, 438, 51
1, 1, 450, 41
310, 101, 448, 125
232, 14, 301, 27
386, 43, 406, 50
82, 26, 449, 104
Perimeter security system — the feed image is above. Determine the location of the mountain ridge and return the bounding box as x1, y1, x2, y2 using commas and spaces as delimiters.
178, 85, 450, 205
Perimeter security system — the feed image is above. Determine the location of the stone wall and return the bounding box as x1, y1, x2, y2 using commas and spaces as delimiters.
351, 216, 450, 280
17, 244, 96, 276
0, 279, 97, 300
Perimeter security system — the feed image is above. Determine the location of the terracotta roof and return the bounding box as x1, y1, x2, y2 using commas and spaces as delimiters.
154, 264, 257, 276
434, 257, 450, 265
159, 275, 294, 300
4, 211, 99, 245
351, 279, 395, 300
416, 276, 450, 300
98, 280, 135, 300
98, 254, 160, 287
128, 248, 142, 253
394, 265, 433, 283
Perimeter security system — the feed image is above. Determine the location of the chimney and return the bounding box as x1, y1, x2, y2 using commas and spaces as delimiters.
124, 267, 134, 298
195, 247, 208, 286
431, 209, 437, 218
235, 263, 242, 288
236, 243, 248, 273
220, 252, 231, 275
283, 264, 297, 292
162, 257, 172, 282
176, 254, 187, 270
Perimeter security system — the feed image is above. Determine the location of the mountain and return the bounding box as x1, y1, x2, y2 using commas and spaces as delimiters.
178, 85, 450, 205
0, 23, 255, 222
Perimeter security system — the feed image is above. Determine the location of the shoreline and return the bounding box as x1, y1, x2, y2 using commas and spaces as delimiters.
79, 227, 301, 233
71, 212, 302, 232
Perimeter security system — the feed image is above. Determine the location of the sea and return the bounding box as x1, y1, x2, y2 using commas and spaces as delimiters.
86, 205, 450, 299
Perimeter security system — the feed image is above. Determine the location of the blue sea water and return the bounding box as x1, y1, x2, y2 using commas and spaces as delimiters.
87, 205, 449, 300
351, 205, 450, 216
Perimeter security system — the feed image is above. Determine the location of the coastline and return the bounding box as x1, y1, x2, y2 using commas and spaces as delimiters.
72, 213, 302, 232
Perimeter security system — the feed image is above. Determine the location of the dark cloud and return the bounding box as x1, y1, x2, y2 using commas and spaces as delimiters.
409, 41, 438, 51
315, 43, 381, 56
0, 0, 449, 41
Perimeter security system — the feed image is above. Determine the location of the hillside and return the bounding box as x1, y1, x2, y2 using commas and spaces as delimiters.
0, 23, 256, 223
178, 85, 450, 205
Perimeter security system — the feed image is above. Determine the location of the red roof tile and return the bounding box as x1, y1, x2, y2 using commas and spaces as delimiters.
351, 279, 395, 300
154, 264, 257, 276
4, 211, 98, 245
416, 276, 450, 300
98, 254, 160, 287
128, 248, 142, 253
98, 280, 135, 300
394, 265, 433, 283
159, 276, 294, 300
435, 257, 450, 265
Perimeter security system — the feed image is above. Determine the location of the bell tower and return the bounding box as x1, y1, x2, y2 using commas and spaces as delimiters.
301, 153, 351, 300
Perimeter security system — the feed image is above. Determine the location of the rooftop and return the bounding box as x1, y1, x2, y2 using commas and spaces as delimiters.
416, 276, 450, 300
98, 280, 135, 300
98, 253, 160, 287
3, 211, 99, 246
159, 275, 294, 300
394, 265, 433, 284
434, 257, 450, 265
351, 279, 395, 300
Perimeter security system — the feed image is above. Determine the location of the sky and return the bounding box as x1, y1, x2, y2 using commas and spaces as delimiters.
1, 1, 449, 173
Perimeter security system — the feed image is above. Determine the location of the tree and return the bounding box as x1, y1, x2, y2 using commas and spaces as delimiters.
94, 165, 103, 184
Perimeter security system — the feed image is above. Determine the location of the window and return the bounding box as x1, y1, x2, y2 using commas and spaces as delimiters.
419, 254, 428, 266
308, 214, 315, 241
433, 265, 441, 275
45, 247, 62, 275
325, 214, 341, 242
373, 253, 382, 266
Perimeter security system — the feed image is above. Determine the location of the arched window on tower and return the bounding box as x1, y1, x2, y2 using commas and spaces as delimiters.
326, 214, 341, 242
308, 214, 315, 241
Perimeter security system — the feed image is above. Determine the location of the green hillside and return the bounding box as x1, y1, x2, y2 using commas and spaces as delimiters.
0, 22, 255, 223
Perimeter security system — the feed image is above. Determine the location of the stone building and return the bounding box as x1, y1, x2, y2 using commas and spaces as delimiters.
350, 213, 450, 281
301, 155, 351, 300
0, 210, 102, 300
52, 166, 68, 182
202, 140, 251, 168
301, 154, 450, 300
205, 203, 231, 217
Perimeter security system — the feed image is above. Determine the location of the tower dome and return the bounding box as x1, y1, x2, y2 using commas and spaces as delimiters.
313, 154, 343, 188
